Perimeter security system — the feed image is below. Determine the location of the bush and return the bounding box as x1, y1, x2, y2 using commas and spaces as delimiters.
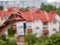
0, 35, 17, 45
25, 33, 37, 45
0, 6, 3, 10
8, 27, 14, 37
36, 35, 48, 45
46, 32, 60, 45
0, 39, 7, 45
0, 34, 7, 41
6, 37, 17, 45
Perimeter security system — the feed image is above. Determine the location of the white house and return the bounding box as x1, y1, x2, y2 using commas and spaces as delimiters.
16, 9, 60, 38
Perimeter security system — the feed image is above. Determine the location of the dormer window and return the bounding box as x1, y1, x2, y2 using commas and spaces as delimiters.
35, 19, 40, 23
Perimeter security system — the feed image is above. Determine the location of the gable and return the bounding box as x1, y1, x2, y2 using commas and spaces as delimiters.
55, 15, 60, 22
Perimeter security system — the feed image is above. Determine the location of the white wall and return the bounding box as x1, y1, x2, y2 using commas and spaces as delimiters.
15, 15, 60, 36
26, 21, 33, 32
48, 18, 60, 36
32, 19, 43, 37
16, 22, 24, 35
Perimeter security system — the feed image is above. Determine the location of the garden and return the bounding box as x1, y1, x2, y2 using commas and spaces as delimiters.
0, 29, 60, 45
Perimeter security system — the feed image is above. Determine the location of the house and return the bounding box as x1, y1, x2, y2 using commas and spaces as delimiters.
0, 7, 60, 42
16, 8, 60, 38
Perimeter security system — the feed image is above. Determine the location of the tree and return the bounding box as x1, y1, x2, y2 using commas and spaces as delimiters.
8, 27, 14, 37
25, 33, 37, 45
0, 6, 3, 10
19, 7, 29, 11
46, 32, 60, 45
56, 7, 60, 16
40, 4, 57, 12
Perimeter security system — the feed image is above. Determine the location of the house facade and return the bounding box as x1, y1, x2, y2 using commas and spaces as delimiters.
15, 8, 60, 38
0, 7, 60, 43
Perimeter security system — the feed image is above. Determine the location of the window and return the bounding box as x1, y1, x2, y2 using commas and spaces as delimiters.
53, 29, 56, 31
43, 22, 48, 25
35, 19, 40, 23
43, 27, 48, 29
35, 27, 40, 30
53, 18, 57, 24
26, 21, 32, 28
18, 26, 24, 28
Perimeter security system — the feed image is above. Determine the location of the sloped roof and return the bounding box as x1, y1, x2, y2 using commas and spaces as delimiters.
33, 10, 49, 22
20, 10, 57, 22
0, 8, 57, 22
0, 10, 12, 19
0, 7, 20, 19
48, 11, 57, 22
20, 11, 34, 21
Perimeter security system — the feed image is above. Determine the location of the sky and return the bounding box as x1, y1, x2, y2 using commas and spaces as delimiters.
0, 0, 60, 8
0, 0, 43, 8
47, 0, 60, 3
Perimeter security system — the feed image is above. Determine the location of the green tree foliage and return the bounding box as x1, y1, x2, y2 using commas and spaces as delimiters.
6, 37, 17, 45
0, 35, 17, 45
25, 33, 37, 45
37, 35, 48, 45
0, 6, 3, 10
8, 27, 14, 37
0, 39, 7, 45
46, 32, 60, 45
56, 7, 60, 16
40, 3, 57, 12
19, 7, 29, 11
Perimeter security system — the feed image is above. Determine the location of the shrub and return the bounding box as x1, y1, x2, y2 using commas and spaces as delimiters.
8, 27, 14, 37
0, 39, 7, 45
46, 32, 60, 45
25, 33, 37, 45
6, 37, 17, 45
36, 35, 48, 45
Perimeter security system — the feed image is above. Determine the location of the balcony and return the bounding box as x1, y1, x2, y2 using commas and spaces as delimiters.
43, 30, 49, 34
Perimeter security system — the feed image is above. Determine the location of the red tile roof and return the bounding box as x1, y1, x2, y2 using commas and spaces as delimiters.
0, 8, 57, 22
0, 10, 3, 18
48, 11, 57, 22
33, 10, 49, 22
20, 11, 35, 21
21, 10, 50, 22
0, 10, 12, 19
